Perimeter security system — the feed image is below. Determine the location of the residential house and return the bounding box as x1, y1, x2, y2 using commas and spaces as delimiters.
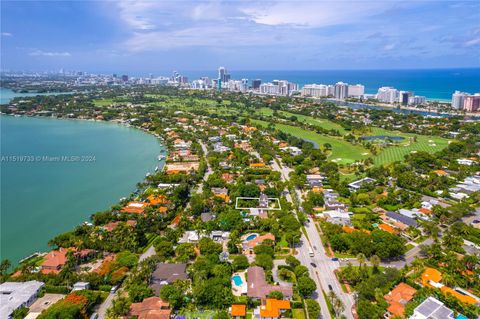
150, 263, 188, 296
230, 304, 247, 319
129, 297, 172, 319
212, 187, 230, 203
348, 177, 376, 191
322, 210, 351, 226
243, 234, 275, 255
246, 266, 293, 299
256, 299, 291, 319
306, 174, 324, 188
384, 211, 418, 229
409, 297, 454, 319
384, 283, 416, 318
0, 281, 45, 319
40, 248, 69, 274
102, 220, 137, 232
122, 201, 148, 214
165, 162, 200, 175
419, 268, 478, 305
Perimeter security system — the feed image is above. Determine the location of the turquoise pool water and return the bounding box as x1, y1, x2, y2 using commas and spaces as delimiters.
232, 275, 243, 286
246, 234, 258, 241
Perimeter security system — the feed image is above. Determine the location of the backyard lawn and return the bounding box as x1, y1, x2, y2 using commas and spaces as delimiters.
179, 310, 217, 319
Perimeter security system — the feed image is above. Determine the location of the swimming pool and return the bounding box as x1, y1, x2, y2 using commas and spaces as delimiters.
245, 234, 258, 241
232, 275, 244, 286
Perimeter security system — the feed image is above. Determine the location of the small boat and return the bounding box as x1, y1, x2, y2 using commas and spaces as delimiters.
158, 155, 166, 160
155, 166, 159, 171
146, 172, 151, 177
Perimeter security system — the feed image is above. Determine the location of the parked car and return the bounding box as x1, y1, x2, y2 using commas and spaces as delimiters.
331, 257, 339, 261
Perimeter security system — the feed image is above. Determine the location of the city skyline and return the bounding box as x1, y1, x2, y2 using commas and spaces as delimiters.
1, 0, 480, 72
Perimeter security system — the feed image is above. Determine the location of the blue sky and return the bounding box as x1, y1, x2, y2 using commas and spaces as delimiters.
1, 1, 479, 73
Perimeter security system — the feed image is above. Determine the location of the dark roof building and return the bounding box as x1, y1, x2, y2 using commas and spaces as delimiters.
386, 211, 418, 227
150, 263, 188, 296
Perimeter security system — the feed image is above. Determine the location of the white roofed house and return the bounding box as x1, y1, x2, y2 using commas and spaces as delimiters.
0, 281, 45, 319
348, 177, 376, 191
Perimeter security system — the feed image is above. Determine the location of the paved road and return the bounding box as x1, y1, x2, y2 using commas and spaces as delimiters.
196, 140, 213, 194
139, 245, 156, 262
97, 291, 117, 319
271, 159, 333, 319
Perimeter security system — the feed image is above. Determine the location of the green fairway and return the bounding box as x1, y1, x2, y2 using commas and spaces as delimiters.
93, 98, 114, 106
365, 127, 450, 165
253, 119, 371, 164
256, 108, 347, 134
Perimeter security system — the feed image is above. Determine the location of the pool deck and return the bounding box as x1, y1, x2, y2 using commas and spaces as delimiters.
231, 271, 247, 296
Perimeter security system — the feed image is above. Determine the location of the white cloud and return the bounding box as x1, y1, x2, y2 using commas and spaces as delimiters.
1, 32, 13, 37
29, 50, 71, 57
464, 38, 480, 47
240, 1, 403, 27
383, 43, 396, 51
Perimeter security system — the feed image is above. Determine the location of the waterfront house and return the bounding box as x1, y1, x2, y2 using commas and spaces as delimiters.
102, 220, 137, 232
122, 201, 148, 214
41, 248, 69, 274
165, 162, 200, 175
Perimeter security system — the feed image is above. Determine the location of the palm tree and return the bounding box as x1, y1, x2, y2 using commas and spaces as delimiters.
356, 253, 366, 268
370, 255, 381, 271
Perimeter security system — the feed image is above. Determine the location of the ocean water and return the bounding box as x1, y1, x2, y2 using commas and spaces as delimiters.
0, 87, 72, 104
182, 68, 480, 101
0, 115, 163, 265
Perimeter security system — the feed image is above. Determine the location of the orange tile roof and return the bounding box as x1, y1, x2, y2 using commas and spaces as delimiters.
260, 299, 291, 318
214, 193, 230, 203
440, 286, 477, 305
342, 226, 355, 233
122, 201, 148, 214
418, 208, 432, 215
148, 194, 170, 206
379, 223, 397, 235
433, 170, 448, 176
421, 267, 442, 287
248, 233, 275, 248
41, 247, 70, 274
250, 162, 266, 168
129, 297, 171, 319
231, 304, 247, 317
158, 206, 168, 214
384, 283, 416, 317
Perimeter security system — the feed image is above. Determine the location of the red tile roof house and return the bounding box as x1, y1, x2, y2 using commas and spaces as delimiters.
41, 248, 96, 274
242, 233, 275, 256
129, 297, 172, 319
247, 266, 293, 300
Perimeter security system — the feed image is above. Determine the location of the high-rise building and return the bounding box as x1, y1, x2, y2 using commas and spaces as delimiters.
377, 87, 399, 103
121, 75, 128, 82
464, 94, 480, 112
399, 91, 413, 105
408, 96, 426, 105
302, 84, 329, 97
451, 91, 467, 109
252, 79, 262, 90
347, 84, 365, 98
334, 82, 349, 99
